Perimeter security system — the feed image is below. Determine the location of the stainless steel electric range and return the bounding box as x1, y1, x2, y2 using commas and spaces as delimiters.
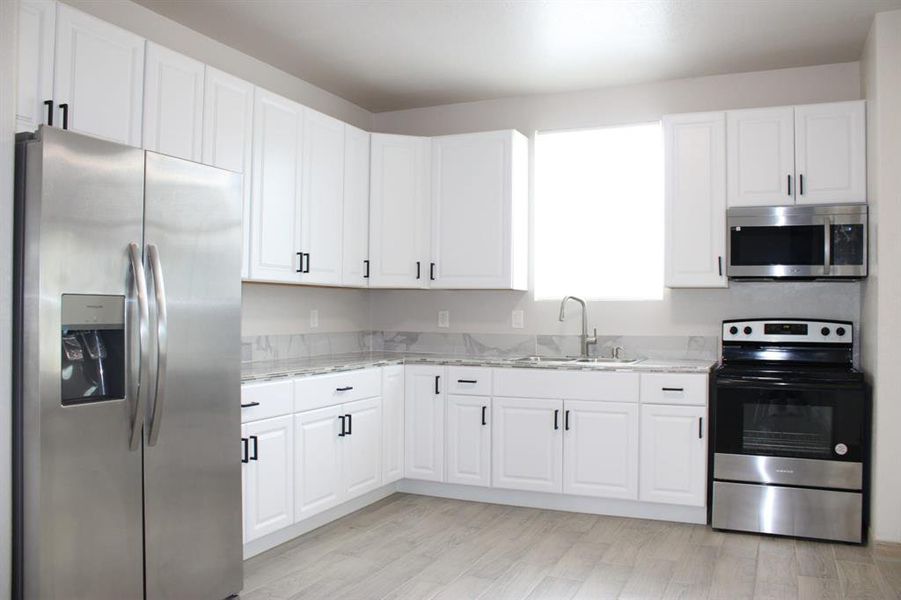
711, 319, 869, 544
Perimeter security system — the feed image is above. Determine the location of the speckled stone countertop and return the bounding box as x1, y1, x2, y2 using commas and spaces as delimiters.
241, 352, 716, 383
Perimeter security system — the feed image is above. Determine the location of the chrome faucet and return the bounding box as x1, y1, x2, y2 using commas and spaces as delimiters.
558, 296, 598, 358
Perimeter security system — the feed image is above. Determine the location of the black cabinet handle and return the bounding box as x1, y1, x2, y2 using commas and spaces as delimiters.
565, 410, 570, 431
698, 417, 704, 439
303, 253, 310, 273
296, 252, 303, 273
457, 379, 477, 384
345, 413, 352, 435
241, 401, 260, 408
249, 435, 259, 460
799, 174, 804, 196
59, 103, 68, 130
481, 406, 487, 426
336, 386, 353, 392
430, 262, 436, 281
554, 409, 559, 430
338, 415, 346, 437
718, 256, 723, 277
363, 259, 370, 278
787, 174, 792, 196
44, 100, 53, 126
241, 437, 249, 463
416, 261, 421, 279
434, 375, 440, 395
662, 387, 684, 392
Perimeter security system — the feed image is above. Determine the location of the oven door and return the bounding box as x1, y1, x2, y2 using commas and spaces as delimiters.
714, 379, 865, 490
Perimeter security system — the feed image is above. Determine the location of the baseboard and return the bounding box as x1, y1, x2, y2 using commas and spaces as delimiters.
242, 482, 400, 559
397, 479, 708, 524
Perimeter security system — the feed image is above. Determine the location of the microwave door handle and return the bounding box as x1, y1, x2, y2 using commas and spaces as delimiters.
824, 216, 832, 275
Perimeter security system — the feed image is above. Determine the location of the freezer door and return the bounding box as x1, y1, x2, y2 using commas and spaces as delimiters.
15, 127, 146, 600
142, 152, 244, 600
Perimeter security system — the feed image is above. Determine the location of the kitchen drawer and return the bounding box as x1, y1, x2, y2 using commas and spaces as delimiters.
294, 368, 382, 412
493, 368, 639, 402
446, 367, 492, 396
640, 373, 708, 406
241, 379, 293, 423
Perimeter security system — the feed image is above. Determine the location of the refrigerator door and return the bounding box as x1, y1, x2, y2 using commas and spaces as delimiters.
15, 127, 146, 599
142, 152, 244, 600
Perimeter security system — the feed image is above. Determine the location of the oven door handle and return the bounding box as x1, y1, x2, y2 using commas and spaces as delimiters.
824, 216, 832, 276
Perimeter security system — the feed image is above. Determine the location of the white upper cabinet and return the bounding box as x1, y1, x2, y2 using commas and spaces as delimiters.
342, 125, 371, 287
639, 404, 707, 507
249, 88, 304, 283
726, 106, 795, 207
142, 43, 204, 161
381, 365, 404, 484
201, 67, 254, 279
53, 3, 145, 146
430, 130, 528, 290
664, 112, 728, 288
492, 396, 563, 494
404, 365, 445, 481
300, 108, 345, 286
16, 0, 55, 133
445, 395, 491, 487
369, 133, 431, 288
794, 100, 866, 205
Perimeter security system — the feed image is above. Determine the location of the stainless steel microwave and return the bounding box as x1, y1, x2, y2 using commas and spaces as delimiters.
727, 204, 867, 279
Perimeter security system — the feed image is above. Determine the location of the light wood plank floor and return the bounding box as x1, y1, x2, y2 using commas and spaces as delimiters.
241, 493, 901, 600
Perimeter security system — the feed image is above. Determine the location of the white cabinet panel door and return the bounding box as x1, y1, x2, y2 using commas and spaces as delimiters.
726, 107, 795, 207
342, 397, 382, 499
294, 406, 343, 520
430, 130, 527, 290
639, 404, 707, 507
369, 134, 431, 288
249, 88, 304, 282
563, 401, 639, 500
795, 101, 866, 205
301, 108, 344, 285
243, 415, 294, 542
201, 67, 254, 278
382, 365, 405, 483
492, 397, 563, 493
54, 3, 144, 146
142, 42, 204, 161
664, 112, 728, 288
16, 0, 55, 133
404, 366, 445, 481
343, 125, 371, 286
446, 395, 491, 487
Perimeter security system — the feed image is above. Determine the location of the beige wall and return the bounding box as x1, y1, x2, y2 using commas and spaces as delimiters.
241, 284, 370, 337
369, 63, 864, 339
861, 9, 901, 544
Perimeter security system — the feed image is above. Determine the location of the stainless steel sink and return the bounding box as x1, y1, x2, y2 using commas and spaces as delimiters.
511, 355, 641, 365
511, 355, 576, 364
570, 357, 642, 365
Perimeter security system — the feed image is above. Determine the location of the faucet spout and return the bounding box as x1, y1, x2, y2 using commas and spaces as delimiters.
558, 296, 597, 358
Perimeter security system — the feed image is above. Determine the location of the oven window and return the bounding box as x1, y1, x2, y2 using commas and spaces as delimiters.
831, 224, 864, 266
731, 225, 825, 266
742, 403, 833, 458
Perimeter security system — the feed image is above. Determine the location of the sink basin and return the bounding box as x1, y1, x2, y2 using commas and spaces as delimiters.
511, 355, 576, 364
571, 357, 642, 365
511, 355, 641, 365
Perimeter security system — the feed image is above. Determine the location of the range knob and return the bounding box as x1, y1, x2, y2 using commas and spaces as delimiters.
821, 327, 831, 336
729, 326, 738, 335
837, 327, 846, 337
743, 326, 753, 335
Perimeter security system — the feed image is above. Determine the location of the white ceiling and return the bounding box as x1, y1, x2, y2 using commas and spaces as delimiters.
134, 0, 901, 113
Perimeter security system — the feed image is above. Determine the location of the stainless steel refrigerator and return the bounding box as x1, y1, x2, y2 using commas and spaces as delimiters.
13, 126, 243, 600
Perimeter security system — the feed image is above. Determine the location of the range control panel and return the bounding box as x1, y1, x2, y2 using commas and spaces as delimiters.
722, 319, 853, 344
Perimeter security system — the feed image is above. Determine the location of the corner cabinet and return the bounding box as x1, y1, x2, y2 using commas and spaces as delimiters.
342, 125, 371, 287
16, 0, 55, 133
663, 112, 728, 288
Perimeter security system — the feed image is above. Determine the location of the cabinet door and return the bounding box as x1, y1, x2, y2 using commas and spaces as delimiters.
53, 3, 144, 146
563, 400, 638, 500
249, 88, 304, 282
639, 404, 707, 507
202, 67, 254, 278
294, 406, 343, 520
342, 397, 382, 499
664, 113, 728, 288
382, 365, 405, 483
142, 42, 204, 161
243, 415, 294, 542
430, 130, 527, 290
342, 125, 371, 287
404, 365, 445, 481
726, 107, 795, 207
795, 101, 866, 205
16, 0, 55, 133
446, 395, 491, 487
369, 134, 431, 288
492, 397, 563, 493
301, 108, 344, 285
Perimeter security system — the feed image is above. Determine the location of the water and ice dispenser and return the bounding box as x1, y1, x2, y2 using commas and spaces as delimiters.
60, 294, 126, 405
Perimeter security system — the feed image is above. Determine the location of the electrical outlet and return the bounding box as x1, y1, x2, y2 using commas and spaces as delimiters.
438, 310, 450, 328
512, 310, 524, 329
310, 309, 319, 328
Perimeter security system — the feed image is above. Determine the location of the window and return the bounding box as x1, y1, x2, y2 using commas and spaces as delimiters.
534, 122, 664, 300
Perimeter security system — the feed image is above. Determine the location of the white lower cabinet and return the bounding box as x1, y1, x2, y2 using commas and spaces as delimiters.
342, 397, 383, 498
563, 400, 639, 500
242, 415, 294, 542
492, 396, 563, 493
404, 365, 445, 481
382, 365, 405, 483
294, 406, 343, 520
445, 395, 491, 487
639, 404, 707, 506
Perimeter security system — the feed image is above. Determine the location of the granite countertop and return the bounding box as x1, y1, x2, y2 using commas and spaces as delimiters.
241, 352, 716, 382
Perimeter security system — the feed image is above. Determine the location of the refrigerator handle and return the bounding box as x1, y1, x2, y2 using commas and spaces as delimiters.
147, 244, 169, 447
128, 242, 150, 451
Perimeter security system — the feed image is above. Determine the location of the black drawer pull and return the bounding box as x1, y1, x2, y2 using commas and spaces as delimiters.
435, 375, 440, 395
336, 386, 354, 392
787, 174, 792, 196
565, 410, 570, 431
44, 99, 53, 126
718, 256, 723, 277
241, 401, 260, 408
799, 174, 805, 196
457, 379, 478, 384
416, 261, 421, 279
481, 406, 487, 426
363, 259, 370, 278
338, 415, 346, 437
59, 103, 68, 130
249, 435, 259, 460
662, 387, 684, 392
296, 252, 303, 272
430, 262, 436, 281
241, 437, 249, 463
699, 417, 704, 439
554, 409, 559, 430
345, 413, 352, 435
